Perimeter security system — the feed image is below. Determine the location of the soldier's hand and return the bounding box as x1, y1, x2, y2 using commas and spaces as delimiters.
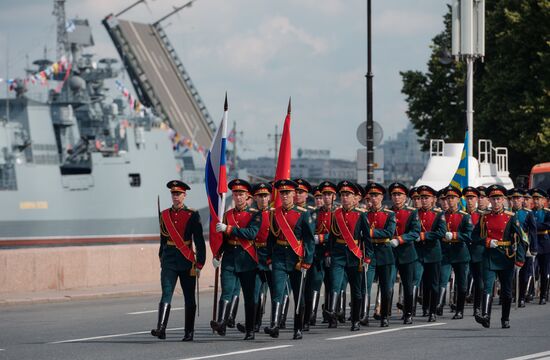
212, 257, 221, 268
215, 222, 227, 233
445, 232, 453, 241
195, 268, 201, 278
390, 238, 399, 248
324, 256, 331, 268
489, 239, 499, 248
314, 234, 320, 244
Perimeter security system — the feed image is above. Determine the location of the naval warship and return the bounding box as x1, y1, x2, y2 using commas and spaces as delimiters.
0, 2, 212, 247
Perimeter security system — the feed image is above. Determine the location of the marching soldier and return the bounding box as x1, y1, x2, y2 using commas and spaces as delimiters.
313, 185, 324, 209
152, 180, 206, 341
264, 179, 315, 340
365, 182, 397, 327
437, 189, 449, 212
463, 186, 484, 316
388, 182, 421, 324
410, 187, 422, 210
530, 188, 550, 305
305, 181, 336, 330
437, 185, 473, 319
508, 188, 537, 307
477, 186, 490, 211
415, 185, 446, 322
324, 181, 371, 331
211, 179, 261, 340
409, 187, 423, 314
472, 184, 527, 328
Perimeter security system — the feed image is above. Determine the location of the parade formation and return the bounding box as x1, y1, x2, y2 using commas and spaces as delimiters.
153, 178, 550, 341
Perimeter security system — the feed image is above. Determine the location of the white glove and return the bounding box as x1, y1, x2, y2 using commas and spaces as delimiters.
301, 267, 308, 276
445, 232, 453, 241
268, 263, 272, 271
324, 256, 332, 268
514, 264, 522, 272
415, 237, 421, 242
215, 222, 227, 233
531, 252, 538, 257
212, 257, 221, 268
195, 268, 201, 278
390, 238, 399, 248
314, 234, 320, 245
489, 239, 498, 248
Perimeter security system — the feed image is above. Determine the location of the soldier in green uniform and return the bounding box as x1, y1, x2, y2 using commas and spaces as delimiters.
211, 179, 262, 340
530, 188, 550, 305
416, 185, 446, 322
304, 181, 336, 330
151, 180, 206, 341
264, 179, 315, 340
364, 183, 397, 327
324, 181, 371, 331
408, 187, 423, 315
437, 185, 473, 319
313, 185, 324, 209
473, 184, 527, 328
388, 182, 421, 324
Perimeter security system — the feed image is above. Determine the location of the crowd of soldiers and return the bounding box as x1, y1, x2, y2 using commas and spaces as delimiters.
151, 178, 550, 341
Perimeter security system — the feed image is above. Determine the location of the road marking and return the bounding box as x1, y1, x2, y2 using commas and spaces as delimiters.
505, 351, 550, 360
326, 322, 446, 340
178, 345, 293, 360
49, 327, 185, 344
127, 307, 184, 315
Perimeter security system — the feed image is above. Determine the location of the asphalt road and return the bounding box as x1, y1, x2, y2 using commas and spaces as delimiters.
1, 292, 549, 360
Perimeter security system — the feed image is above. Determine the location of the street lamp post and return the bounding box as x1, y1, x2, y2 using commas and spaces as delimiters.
365, 0, 374, 183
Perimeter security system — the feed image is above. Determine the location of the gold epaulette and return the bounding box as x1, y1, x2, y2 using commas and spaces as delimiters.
296, 205, 307, 212
307, 205, 316, 211
434, 207, 442, 213
355, 207, 366, 213
405, 206, 416, 211
383, 208, 394, 213
523, 208, 532, 212
249, 208, 259, 212
504, 210, 515, 216
459, 210, 468, 216
544, 208, 550, 212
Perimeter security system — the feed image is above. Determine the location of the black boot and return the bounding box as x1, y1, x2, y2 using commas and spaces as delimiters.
337, 290, 346, 323
380, 289, 389, 327
309, 290, 320, 326
388, 289, 394, 317
227, 295, 239, 328
412, 285, 418, 318
350, 297, 361, 331
210, 299, 230, 335
473, 285, 482, 317
403, 286, 413, 324
452, 291, 466, 320
279, 295, 290, 329
243, 301, 256, 340
264, 302, 281, 338
501, 297, 511, 329
324, 291, 339, 328
303, 296, 311, 332
428, 288, 439, 322
373, 289, 382, 320
182, 304, 196, 341
540, 275, 548, 305
475, 294, 492, 328
359, 293, 370, 326
151, 303, 171, 339
293, 305, 305, 340
436, 287, 446, 316
322, 285, 330, 323
253, 296, 264, 332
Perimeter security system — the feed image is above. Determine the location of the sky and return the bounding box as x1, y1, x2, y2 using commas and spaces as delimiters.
0, 0, 447, 160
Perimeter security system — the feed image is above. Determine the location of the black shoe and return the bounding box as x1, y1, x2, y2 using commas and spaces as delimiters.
293, 330, 303, 340
428, 313, 436, 322
518, 299, 525, 308
452, 312, 463, 320
501, 319, 510, 329
380, 318, 389, 327
403, 313, 413, 325
351, 322, 361, 331
236, 322, 246, 333
244, 331, 255, 340
181, 330, 194, 342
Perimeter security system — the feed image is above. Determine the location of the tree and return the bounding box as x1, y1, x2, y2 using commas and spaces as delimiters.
401, 1, 549, 178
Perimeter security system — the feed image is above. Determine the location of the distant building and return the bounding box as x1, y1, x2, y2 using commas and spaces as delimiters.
380, 123, 428, 186
240, 149, 356, 184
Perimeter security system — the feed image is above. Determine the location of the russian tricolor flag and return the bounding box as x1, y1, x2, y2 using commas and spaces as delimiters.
205, 94, 229, 257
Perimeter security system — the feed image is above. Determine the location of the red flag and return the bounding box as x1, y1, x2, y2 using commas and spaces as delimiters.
272, 98, 292, 206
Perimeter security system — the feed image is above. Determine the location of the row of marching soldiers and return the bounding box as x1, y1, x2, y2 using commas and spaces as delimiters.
151, 179, 550, 341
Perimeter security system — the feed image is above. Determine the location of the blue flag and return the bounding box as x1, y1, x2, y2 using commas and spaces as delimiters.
450, 131, 469, 209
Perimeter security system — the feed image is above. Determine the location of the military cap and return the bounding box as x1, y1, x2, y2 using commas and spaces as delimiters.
364, 182, 386, 195
442, 185, 462, 198
319, 180, 337, 194
530, 188, 548, 198
293, 178, 312, 193
523, 191, 532, 199
477, 186, 488, 197
354, 182, 366, 197
417, 185, 436, 196
462, 186, 480, 198
252, 182, 272, 196
409, 186, 420, 198
437, 189, 447, 199
507, 187, 525, 197
388, 182, 408, 195
274, 179, 298, 191
487, 184, 507, 197
166, 180, 190, 193
337, 180, 359, 194
228, 178, 252, 193
312, 185, 322, 197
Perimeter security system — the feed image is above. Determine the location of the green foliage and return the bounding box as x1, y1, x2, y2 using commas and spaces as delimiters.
401, 1, 550, 177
